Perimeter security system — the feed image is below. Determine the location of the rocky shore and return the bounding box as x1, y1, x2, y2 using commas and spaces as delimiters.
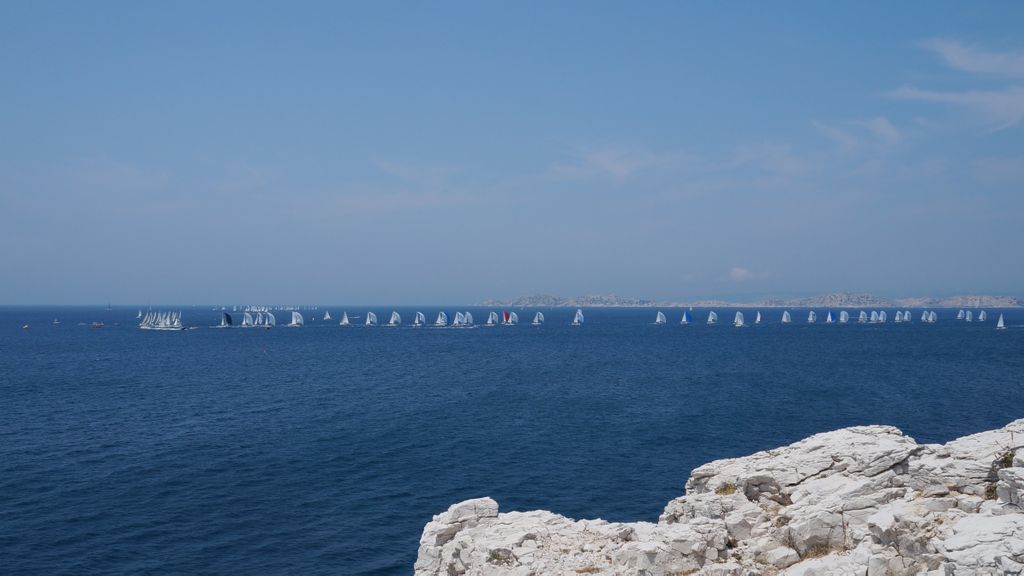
415, 420, 1024, 575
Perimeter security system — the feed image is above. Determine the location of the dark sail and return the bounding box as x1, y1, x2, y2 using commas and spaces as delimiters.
223, 312, 233, 326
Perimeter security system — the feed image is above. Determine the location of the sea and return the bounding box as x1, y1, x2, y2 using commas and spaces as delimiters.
2, 306, 1023, 575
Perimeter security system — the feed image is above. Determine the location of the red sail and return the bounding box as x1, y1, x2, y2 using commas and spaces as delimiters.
503, 311, 510, 323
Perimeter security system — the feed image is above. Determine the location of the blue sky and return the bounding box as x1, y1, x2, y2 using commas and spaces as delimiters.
1, 1, 1022, 304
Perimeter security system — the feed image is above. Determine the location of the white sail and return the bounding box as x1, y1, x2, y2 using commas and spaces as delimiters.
243, 312, 254, 326
532, 312, 544, 325
572, 308, 584, 325
904, 310, 912, 322
655, 311, 667, 324
453, 311, 466, 326
997, 314, 1005, 330
921, 310, 928, 322
965, 310, 973, 322
414, 311, 425, 326
707, 311, 718, 325
755, 311, 762, 324
266, 312, 276, 326
486, 311, 499, 326
894, 311, 903, 323
957, 309, 965, 320
839, 310, 850, 324
979, 310, 987, 322
139, 309, 185, 330
464, 312, 473, 326
807, 311, 817, 323
929, 311, 937, 323
870, 311, 879, 323
388, 311, 401, 326
137, 309, 142, 319
509, 311, 519, 325
289, 311, 304, 327
681, 310, 691, 324
826, 311, 834, 324
364, 311, 377, 326
879, 311, 887, 323
858, 310, 867, 323
324, 311, 332, 321
782, 310, 792, 324
340, 312, 350, 326
435, 311, 448, 327
733, 311, 745, 327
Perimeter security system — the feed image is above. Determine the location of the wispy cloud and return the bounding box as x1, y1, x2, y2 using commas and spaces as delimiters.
921, 38, 1024, 78
857, 116, 903, 144
890, 40, 1024, 130
728, 267, 763, 282
890, 85, 1024, 129
547, 144, 693, 181
814, 116, 903, 151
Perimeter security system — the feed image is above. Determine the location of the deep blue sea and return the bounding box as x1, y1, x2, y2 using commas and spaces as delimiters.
2, 306, 1023, 575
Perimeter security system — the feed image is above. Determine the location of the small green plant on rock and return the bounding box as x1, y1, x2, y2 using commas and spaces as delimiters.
715, 482, 737, 496
985, 482, 999, 500
998, 449, 1015, 469
802, 544, 846, 559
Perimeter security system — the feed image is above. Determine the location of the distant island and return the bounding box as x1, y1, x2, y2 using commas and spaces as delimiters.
481, 292, 1022, 308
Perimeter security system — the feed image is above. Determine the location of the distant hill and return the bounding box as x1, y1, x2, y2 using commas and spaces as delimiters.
482, 292, 1022, 308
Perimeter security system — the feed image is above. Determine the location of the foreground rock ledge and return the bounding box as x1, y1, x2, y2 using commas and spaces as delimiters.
415, 420, 1024, 575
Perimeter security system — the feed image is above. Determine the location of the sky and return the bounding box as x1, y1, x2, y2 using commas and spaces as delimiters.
1, 1, 1022, 305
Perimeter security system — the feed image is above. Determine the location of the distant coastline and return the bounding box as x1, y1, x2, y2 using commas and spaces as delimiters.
481, 292, 1023, 308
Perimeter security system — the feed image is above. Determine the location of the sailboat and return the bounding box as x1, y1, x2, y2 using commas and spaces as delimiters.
839, 311, 850, 324
52, 318, 60, 325
928, 311, 937, 323
288, 311, 304, 327
266, 312, 276, 327
435, 311, 448, 327
707, 311, 718, 325
870, 311, 880, 323
733, 311, 745, 327
531, 312, 544, 326
957, 309, 965, 320
572, 308, 584, 326
365, 311, 378, 326
858, 310, 868, 323
136, 309, 142, 319
879, 311, 888, 323
486, 311, 499, 326
388, 311, 401, 326
340, 312, 350, 326
217, 312, 233, 328
921, 310, 928, 322
825, 311, 834, 324
413, 312, 426, 327
997, 314, 1006, 330
807, 310, 817, 323
681, 310, 691, 324
781, 311, 792, 324
655, 311, 667, 325
904, 310, 912, 322
502, 311, 518, 326
139, 310, 185, 331
464, 312, 474, 326
979, 310, 987, 322
965, 310, 973, 322
324, 311, 332, 321
242, 312, 254, 327
894, 311, 903, 323
755, 311, 762, 325
452, 311, 466, 327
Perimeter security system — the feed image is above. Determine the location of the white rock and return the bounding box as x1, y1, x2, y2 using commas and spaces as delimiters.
766, 546, 800, 568
413, 419, 1024, 576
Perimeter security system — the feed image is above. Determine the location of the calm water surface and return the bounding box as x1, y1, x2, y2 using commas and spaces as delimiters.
2, 306, 1023, 575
